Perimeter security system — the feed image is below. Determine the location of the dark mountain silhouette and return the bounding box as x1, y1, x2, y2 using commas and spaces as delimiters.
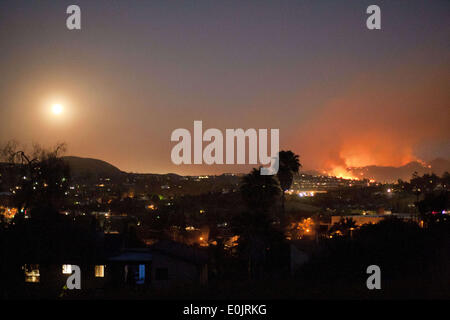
62, 156, 124, 180
300, 158, 450, 183
62, 156, 449, 184
62, 156, 184, 182
348, 158, 450, 183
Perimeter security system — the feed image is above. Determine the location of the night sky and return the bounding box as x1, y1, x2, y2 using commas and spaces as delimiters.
0, 0, 449, 174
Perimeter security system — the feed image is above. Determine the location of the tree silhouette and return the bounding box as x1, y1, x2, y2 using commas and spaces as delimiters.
329, 217, 357, 237
234, 168, 281, 279
0, 142, 105, 297
399, 172, 449, 220
410, 172, 440, 201
276, 150, 301, 227
240, 168, 280, 213
1, 141, 70, 213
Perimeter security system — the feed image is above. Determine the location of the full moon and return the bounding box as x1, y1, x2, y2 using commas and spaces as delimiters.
52, 103, 63, 115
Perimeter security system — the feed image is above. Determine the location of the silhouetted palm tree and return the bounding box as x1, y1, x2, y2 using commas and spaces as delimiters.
277, 151, 301, 227
240, 168, 280, 213
236, 168, 281, 279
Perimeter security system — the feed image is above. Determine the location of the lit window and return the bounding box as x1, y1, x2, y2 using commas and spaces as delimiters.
95, 265, 105, 278
23, 264, 40, 283
137, 264, 145, 284
62, 264, 72, 274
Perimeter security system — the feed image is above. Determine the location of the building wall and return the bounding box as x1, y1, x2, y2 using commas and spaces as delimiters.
150, 252, 206, 289
25, 263, 108, 292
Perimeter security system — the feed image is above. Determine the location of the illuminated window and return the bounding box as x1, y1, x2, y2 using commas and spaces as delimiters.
62, 264, 72, 274
95, 265, 105, 278
137, 264, 145, 284
23, 264, 40, 283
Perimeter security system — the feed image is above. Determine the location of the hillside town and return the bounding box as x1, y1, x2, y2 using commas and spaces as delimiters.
0, 148, 448, 298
